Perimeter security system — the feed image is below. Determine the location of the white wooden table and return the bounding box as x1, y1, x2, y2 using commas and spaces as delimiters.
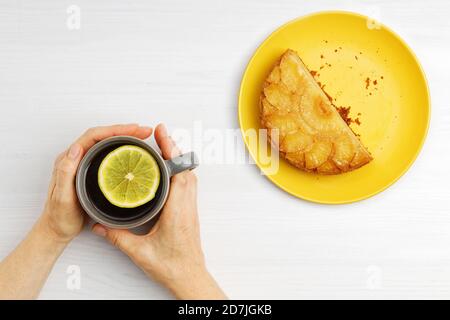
0, 0, 449, 299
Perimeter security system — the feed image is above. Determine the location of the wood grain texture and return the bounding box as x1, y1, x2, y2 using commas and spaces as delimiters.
0, 0, 449, 299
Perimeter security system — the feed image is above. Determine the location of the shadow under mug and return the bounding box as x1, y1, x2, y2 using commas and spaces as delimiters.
75, 136, 198, 229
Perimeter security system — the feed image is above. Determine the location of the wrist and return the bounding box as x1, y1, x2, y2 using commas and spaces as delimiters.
36, 214, 73, 247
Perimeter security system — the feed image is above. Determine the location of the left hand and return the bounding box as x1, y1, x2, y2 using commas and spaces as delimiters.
41, 124, 153, 243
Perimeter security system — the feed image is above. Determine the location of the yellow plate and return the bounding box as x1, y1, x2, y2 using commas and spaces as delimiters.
238, 11, 430, 204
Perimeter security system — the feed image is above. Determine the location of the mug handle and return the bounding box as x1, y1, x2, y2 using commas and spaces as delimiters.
165, 151, 199, 177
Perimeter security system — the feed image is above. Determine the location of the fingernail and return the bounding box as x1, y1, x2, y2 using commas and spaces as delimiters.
141, 126, 152, 132
92, 225, 107, 237
68, 144, 81, 160
158, 123, 168, 136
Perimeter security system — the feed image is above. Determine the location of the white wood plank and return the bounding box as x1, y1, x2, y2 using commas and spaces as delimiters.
0, 0, 449, 299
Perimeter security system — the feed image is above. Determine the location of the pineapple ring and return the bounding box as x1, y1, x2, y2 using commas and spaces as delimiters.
260, 49, 372, 174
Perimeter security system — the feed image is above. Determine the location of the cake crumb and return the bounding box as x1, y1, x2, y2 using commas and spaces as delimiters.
335, 106, 362, 126
365, 77, 370, 89
336, 106, 352, 125
323, 89, 333, 102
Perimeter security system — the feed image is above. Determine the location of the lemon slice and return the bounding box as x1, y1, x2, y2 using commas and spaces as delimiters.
98, 145, 160, 208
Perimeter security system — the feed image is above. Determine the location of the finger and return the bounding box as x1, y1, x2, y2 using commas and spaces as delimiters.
160, 171, 198, 221
47, 151, 65, 197
76, 124, 153, 152
154, 123, 181, 160
92, 224, 141, 256
54, 143, 83, 202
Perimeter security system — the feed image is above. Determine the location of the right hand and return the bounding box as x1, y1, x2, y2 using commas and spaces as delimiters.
92, 124, 226, 300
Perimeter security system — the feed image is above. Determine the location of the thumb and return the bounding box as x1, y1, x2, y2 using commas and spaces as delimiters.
92, 224, 141, 256
54, 143, 83, 199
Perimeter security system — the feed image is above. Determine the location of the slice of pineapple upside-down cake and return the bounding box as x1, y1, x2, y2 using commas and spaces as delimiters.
260, 49, 372, 174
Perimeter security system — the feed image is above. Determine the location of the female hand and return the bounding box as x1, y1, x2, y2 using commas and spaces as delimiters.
41, 124, 153, 243
0, 124, 152, 299
92, 124, 226, 300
